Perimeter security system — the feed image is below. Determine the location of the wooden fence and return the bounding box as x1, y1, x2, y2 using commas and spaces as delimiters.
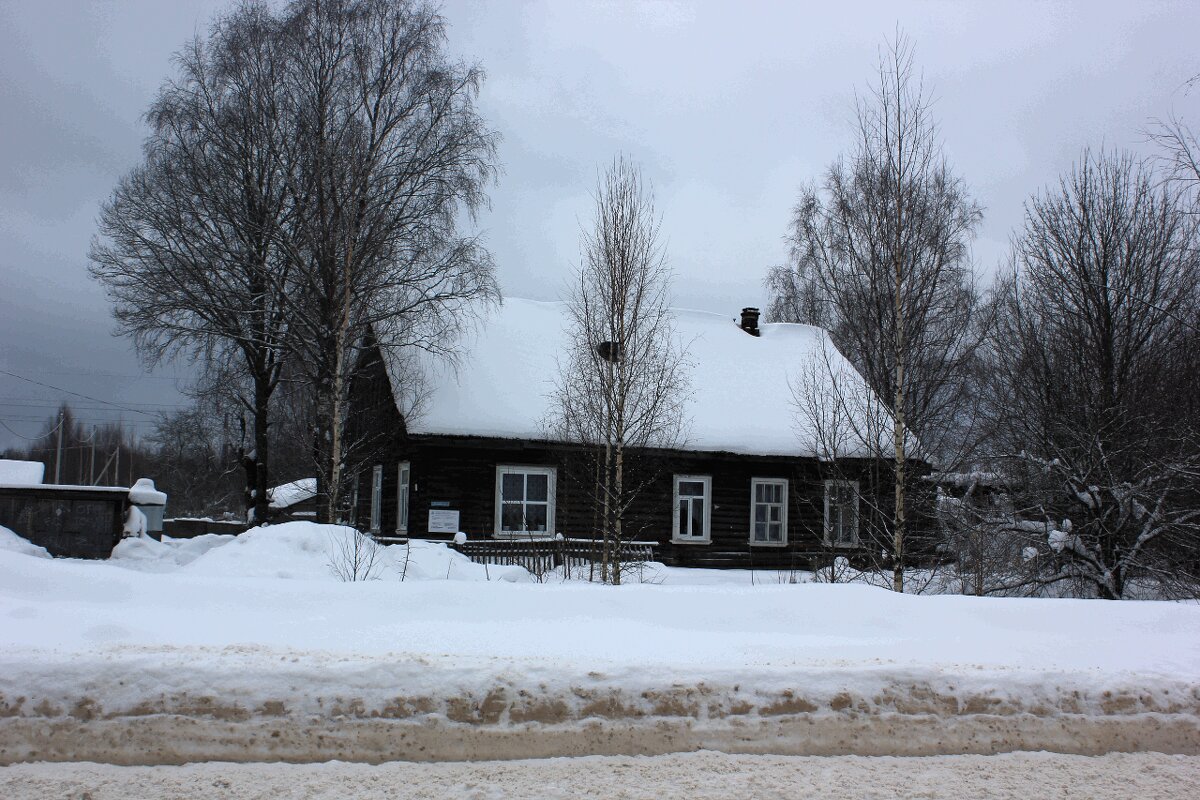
450, 537, 656, 576
162, 518, 250, 538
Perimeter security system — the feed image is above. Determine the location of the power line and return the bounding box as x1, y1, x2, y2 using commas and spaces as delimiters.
18, 369, 187, 381
1, 418, 157, 428
0, 393, 187, 406
0, 400, 188, 411
0, 369, 160, 417
0, 419, 48, 441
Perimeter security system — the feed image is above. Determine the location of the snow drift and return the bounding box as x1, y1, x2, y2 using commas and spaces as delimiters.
1, 522, 1197, 764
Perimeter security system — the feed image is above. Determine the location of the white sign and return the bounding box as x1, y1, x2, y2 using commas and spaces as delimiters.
427, 509, 460, 534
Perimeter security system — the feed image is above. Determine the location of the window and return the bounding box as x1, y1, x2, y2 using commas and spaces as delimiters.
370, 464, 383, 533
495, 466, 556, 537
750, 478, 788, 545
396, 461, 410, 534
824, 480, 860, 547
673, 475, 711, 543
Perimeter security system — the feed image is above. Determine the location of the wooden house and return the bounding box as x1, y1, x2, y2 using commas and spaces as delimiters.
345, 298, 916, 570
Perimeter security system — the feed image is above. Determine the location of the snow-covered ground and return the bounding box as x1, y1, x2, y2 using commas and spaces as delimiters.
1, 522, 1198, 764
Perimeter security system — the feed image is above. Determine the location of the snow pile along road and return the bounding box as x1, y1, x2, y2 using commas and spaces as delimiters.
1, 522, 1198, 764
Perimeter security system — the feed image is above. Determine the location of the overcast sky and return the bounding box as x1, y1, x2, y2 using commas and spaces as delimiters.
2, 0, 1198, 449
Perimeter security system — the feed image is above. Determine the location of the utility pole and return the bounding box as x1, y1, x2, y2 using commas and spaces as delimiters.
53, 410, 64, 484
89, 426, 96, 485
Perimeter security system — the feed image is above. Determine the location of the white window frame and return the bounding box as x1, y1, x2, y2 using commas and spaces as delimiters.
824, 479, 860, 547
369, 464, 383, 533
672, 474, 712, 544
749, 478, 788, 547
396, 461, 410, 534
494, 465, 557, 538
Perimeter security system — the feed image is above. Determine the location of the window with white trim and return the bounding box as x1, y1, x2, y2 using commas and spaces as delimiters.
824, 480, 860, 547
396, 461, 410, 534
750, 478, 788, 545
673, 475, 711, 543
495, 466, 556, 537
370, 464, 383, 533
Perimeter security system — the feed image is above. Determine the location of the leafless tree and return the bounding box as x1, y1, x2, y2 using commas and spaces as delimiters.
1148, 114, 1200, 211
276, 0, 500, 522
928, 473, 1055, 597
766, 34, 986, 592
991, 149, 1200, 599
548, 157, 690, 584
146, 402, 242, 518
89, 2, 293, 523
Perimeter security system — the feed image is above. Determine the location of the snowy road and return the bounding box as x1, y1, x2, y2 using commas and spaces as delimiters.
2, 752, 1198, 799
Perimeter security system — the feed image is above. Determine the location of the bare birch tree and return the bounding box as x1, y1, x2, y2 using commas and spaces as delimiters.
1148, 114, 1200, 211
992, 149, 1200, 599
276, 0, 500, 522
549, 157, 689, 584
89, 2, 292, 523
765, 34, 985, 592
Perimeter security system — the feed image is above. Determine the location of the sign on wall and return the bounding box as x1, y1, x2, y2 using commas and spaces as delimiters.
427, 509, 460, 534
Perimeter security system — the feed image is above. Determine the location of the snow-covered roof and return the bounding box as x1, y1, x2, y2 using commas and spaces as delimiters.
381, 298, 888, 459
0, 459, 45, 485
268, 478, 317, 510
129, 477, 167, 505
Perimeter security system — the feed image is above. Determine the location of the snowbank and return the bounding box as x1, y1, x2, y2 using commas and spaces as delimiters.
0, 525, 50, 559
163, 521, 528, 582
0, 522, 1197, 764
109, 534, 236, 573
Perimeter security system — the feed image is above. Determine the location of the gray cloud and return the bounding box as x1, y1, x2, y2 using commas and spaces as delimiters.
2, 0, 1197, 448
